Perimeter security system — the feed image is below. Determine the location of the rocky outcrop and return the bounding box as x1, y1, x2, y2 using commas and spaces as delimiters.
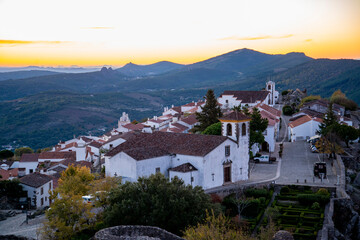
333, 198, 360, 240
273, 230, 294, 240
94, 226, 184, 240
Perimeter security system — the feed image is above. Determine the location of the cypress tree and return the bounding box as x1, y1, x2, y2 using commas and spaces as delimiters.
194, 89, 222, 133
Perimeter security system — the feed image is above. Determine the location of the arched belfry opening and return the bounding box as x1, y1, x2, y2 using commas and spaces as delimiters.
226, 123, 232, 136
241, 123, 246, 136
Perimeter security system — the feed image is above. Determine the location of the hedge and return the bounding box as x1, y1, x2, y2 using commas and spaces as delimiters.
245, 188, 269, 199
297, 194, 330, 206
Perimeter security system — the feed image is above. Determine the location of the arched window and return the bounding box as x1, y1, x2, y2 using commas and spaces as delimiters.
226, 123, 232, 136
241, 123, 246, 136
268, 85, 271, 90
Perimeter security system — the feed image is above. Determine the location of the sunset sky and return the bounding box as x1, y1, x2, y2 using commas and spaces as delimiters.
1, 0, 359, 67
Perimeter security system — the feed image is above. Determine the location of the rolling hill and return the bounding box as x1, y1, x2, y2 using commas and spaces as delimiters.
116, 61, 184, 77
0, 70, 61, 81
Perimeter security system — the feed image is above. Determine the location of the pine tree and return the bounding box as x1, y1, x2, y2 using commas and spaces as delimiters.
318, 103, 338, 135
194, 89, 222, 132
249, 108, 268, 148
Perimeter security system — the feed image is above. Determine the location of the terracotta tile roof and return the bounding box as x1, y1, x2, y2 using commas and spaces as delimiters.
260, 111, 276, 126
170, 163, 197, 172
148, 119, 164, 124
39, 151, 76, 160
220, 111, 251, 121
20, 153, 40, 162
291, 109, 324, 120
220, 90, 269, 103
123, 123, 145, 130
171, 123, 189, 132
81, 136, 93, 143
20, 172, 53, 188
0, 168, 18, 180
171, 106, 182, 113
289, 115, 311, 128
303, 99, 343, 111
181, 114, 198, 125
105, 132, 228, 160
258, 103, 281, 117
89, 141, 103, 148
59, 159, 92, 168
288, 115, 322, 128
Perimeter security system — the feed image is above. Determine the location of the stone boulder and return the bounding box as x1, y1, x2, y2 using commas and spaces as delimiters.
94, 225, 184, 240
272, 230, 294, 240
333, 198, 360, 240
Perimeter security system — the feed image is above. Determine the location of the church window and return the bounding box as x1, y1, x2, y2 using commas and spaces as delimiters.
225, 145, 230, 156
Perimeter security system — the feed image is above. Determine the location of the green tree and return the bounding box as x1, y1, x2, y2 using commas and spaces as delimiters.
249, 108, 268, 149
203, 122, 222, 135
0, 179, 26, 198
330, 89, 358, 111
14, 147, 33, 157
318, 103, 338, 135
299, 95, 321, 108
104, 173, 215, 235
282, 105, 294, 116
0, 150, 14, 159
194, 89, 222, 132
41, 165, 96, 240
335, 124, 359, 147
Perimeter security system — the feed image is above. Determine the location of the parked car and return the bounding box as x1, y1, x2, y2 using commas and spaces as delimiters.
254, 155, 270, 163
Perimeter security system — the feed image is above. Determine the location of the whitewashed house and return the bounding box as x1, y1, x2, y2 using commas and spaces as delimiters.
288, 115, 323, 142
20, 172, 53, 208
19, 153, 40, 176
105, 112, 251, 190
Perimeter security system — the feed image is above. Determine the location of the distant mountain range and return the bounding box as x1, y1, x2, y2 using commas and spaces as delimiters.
0, 48, 359, 149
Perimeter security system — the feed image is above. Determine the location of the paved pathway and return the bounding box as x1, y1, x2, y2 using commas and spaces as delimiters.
0, 211, 44, 239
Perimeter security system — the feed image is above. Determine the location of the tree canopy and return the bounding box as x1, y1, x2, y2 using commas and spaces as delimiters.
203, 122, 222, 135
330, 89, 358, 111
249, 108, 268, 148
41, 165, 118, 240
104, 173, 216, 235
194, 89, 222, 132
0, 149, 14, 159
14, 147, 33, 157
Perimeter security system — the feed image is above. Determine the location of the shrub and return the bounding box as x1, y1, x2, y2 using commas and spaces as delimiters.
210, 193, 222, 203
282, 90, 289, 96
316, 188, 329, 196
311, 202, 320, 210
280, 186, 290, 194
259, 197, 266, 205
297, 194, 330, 206
221, 193, 238, 217
245, 188, 269, 199
242, 199, 261, 218
282, 105, 294, 116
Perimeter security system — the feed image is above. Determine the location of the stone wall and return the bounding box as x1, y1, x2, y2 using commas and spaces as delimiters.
94, 226, 184, 240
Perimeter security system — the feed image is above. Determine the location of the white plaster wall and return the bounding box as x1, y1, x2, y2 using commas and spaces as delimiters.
163, 109, 179, 116
203, 138, 249, 190
289, 120, 321, 141
217, 95, 241, 109
171, 155, 204, 187
169, 171, 200, 187
21, 180, 52, 208
105, 152, 137, 181
18, 162, 38, 175
75, 147, 86, 161
89, 146, 100, 156
264, 125, 275, 152
116, 125, 130, 133
136, 155, 171, 179
38, 158, 64, 163
102, 138, 126, 150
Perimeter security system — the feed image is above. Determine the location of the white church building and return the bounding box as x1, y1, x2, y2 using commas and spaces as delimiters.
218, 81, 279, 109
104, 112, 251, 190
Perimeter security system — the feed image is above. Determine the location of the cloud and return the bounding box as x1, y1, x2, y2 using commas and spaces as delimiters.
81, 27, 114, 30
0, 39, 67, 46
304, 39, 313, 42
219, 34, 294, 41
